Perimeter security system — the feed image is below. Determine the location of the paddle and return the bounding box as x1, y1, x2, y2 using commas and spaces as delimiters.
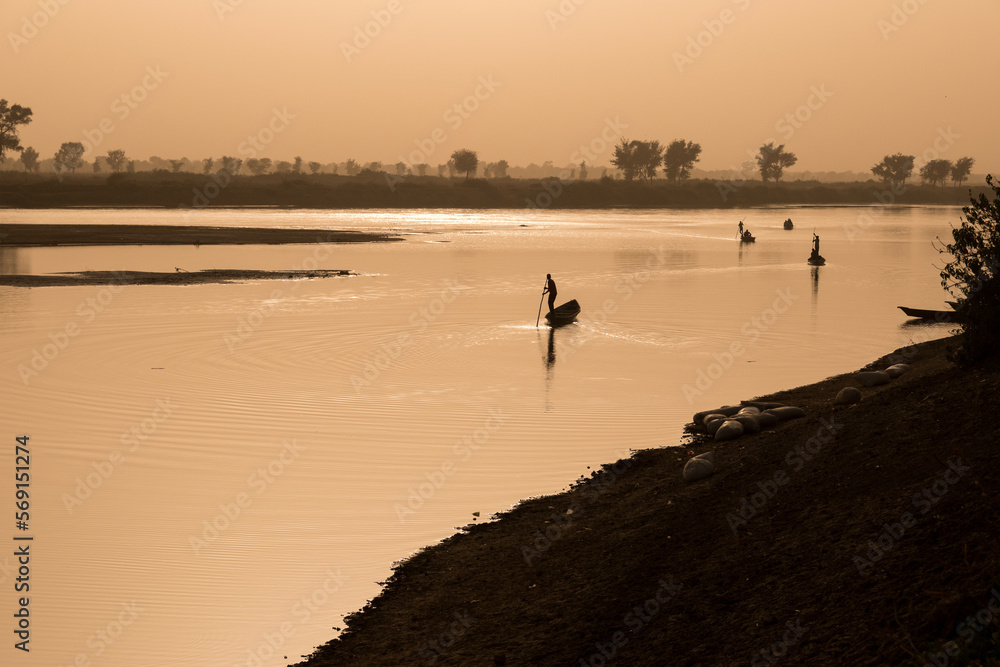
535, 281, 546, 327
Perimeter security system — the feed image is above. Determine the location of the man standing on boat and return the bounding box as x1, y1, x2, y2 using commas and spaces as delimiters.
543, 274, 557, 312
812, 232, 820, 258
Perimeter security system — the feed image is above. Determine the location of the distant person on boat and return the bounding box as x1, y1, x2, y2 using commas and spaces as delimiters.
738, 220, 744, 237
812, 233, 820, 258
543, 274, 557, 312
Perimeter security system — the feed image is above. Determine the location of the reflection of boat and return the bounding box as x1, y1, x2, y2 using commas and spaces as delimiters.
807, 254, 825, 266
898, 306, 957, 321
784, 218, 794, 230
545, 299, 580, 327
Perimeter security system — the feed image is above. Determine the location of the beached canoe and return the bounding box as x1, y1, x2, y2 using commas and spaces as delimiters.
898, 306, 957, 321
545, 299, 581, 327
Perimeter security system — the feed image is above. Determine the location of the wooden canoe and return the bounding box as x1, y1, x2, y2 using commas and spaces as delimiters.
545, 299, 580, 326
898, 306, 957, 321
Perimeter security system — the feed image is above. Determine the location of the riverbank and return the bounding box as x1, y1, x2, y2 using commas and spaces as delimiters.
0, 223, 402, 247
0, 173, 986, 209
0, 268, 357, 287
293, 335, 1000, 666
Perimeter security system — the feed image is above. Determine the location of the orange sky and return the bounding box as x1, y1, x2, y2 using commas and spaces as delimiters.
4, 0, 998, 172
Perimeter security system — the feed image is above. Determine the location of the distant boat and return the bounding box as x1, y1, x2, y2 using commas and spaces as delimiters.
898, 306, 958, 321
807, 254, 825, 266
545, 299, 580, 327
740, 232, 755, 243
783, 218, 794, 230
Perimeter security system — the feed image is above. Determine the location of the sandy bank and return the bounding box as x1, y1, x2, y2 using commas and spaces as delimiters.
0, 223, 402, 247
292, 335, 1000, 666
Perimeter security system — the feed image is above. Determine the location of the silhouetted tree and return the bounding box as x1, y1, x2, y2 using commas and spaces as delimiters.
292, 156, 302, 174
330, 164, 339, 175
952, 157, 975, 187
344, 159, 360, 176
611, 139, 664, 182
871, 153, 915, 189
308, 161, 321, 174
274, 161, 291, 174
494, 160, 508, 178
937, 175, 1000, 362
579, 161, 588, 180
127, 160, 135, 174
0, 99, 32, 162
19, 146, 38, 173
54, 142, 85, 174
416, 163, 429, 177
395, 161, 407, 176
246, 158, 272, 175
920, 159, 952, 187
219, 156, 238, 175
446, 159, 457, 178
611, 138, 638, 181
663, 140, 702, 182
106, 149, 128, 174
92, 157, 101, 173
202, 158, 214, 174
170, 159, 185, 173
451, 149, 478, 179
756, 142, 797, 182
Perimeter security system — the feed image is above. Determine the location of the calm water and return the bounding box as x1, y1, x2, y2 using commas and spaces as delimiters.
0, 206, 958, 666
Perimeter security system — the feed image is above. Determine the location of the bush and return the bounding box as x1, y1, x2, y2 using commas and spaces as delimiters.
938, 174, 1000, 363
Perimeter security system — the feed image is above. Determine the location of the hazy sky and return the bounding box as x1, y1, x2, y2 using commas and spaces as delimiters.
4, 0, 998, 172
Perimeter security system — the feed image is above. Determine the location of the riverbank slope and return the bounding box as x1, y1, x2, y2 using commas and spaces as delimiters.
293, 335, 1000, 666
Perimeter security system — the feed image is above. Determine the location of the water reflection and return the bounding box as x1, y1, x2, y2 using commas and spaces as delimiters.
0, 245, 27, 275
541, 326, 556, 411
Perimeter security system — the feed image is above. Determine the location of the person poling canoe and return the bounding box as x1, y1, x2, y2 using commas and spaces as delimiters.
542, 274, 557, 313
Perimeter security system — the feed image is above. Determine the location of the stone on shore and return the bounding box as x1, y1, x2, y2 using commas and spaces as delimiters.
885, 363, 912, 379
856, 371, 891, 387
693, 405, 742, 425
763, 406, 806, 421
714, 420, 744, 441
835, 386, 862, 405
732, 413, 762, 434
682, 453, 716, 482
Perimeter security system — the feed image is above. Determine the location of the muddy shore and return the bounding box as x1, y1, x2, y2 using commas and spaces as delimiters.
292, 335, 1000, 666
0, 223, 402, 247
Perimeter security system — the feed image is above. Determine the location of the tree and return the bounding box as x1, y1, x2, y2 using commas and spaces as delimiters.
871, 153, 914, 189
292, 156, 302, 174
416, 163, 429, 177
344, 159, 360, 176
20, 146, 38, 173
451, 149, 478, 179
579, 161, 588, 181
203, 158, 214, 174
219, 156, 239, 174
0, 99, 32, 162
92, 157, 102, 174
308, 161, 321, 174
438, 164, 447, 177
663, 140, 702, 182
611, 139, 663, 182
937, 175, 1000, 362
54, 142, 85, 174
275, 160, 292, 174
756, 142, 797, 182
611, 139, 638, 181
494, 160, 508, 179
920, 159, 952, 187
395, 161, 407, 176
952, 157, 975, 187
106, 149, 128, 174
246, 158, 272, 175
170, 159, 185, 173
127, 160, 135, 174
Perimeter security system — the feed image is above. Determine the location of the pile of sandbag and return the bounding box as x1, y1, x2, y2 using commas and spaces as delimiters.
836, 363, 912, 405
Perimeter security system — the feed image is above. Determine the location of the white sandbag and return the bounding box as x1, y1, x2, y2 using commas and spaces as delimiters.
683, 456, 714, 482
714, 420, 744, 441
756, 411, 780, 427
732, 413, 761, 434
856, 371, 891, 387
835, 386, 862, 405
885, 363, 912, 379
764, 406, 806, 421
